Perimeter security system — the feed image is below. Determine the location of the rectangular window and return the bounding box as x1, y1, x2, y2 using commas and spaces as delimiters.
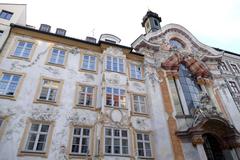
81, 55, 96, 71
38, 79, 61, 102
105, 128, 129, 155
231, 64, 239, 73
0, 73, 21, 96
136, 133, 152, 158
133, 95, 147, 114
229, 81, 239, 93
220, 62, 228, 71
77, 85, 94, 107
0, 118, 3, 127
71, 127, 90, 155
0, 10, 13, 20
49, 48, 66, 65
13, 41, 33, 58
25, 123, 49, 152
106, 87, 126, 108
0, 30, 3, 37
106, 56, 124, 73
130, 64, 142, 80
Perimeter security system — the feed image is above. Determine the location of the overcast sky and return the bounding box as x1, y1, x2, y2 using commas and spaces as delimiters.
5, 0, 240, 53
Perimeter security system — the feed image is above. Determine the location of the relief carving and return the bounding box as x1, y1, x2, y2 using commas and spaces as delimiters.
31, 106, 59, 121
98, 109, 130, 127
67, 111, 97, 126
10, 48, 48, 70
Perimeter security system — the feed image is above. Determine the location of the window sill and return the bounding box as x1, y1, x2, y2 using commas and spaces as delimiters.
74, 105, 97, 111
80, 68, 97, 74
137, 156, 155, 159
129, 78, 145, 82
104, 105, 128, 110
104, 154, 132, 158
69, 153, 91, 159
18, 151, 48, 158
46, 62, 66, 68
34, 99, 59, 106
105, 70, 126, 75
0, 94, 16, 100
131, 112, 150, 118
8, 55, 31, 62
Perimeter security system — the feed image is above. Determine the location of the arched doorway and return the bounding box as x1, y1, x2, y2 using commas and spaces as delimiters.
203, 134, 225, 160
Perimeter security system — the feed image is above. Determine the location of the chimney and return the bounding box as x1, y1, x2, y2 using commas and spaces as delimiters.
86, 36, 97, 43
56, 28, 66, 36
39, 24, 51, 32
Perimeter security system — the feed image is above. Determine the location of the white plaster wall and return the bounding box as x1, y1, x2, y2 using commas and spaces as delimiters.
0, 34, 159, 159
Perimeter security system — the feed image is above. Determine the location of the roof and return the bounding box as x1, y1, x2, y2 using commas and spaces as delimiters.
10, 24, 144, 57
213, 47, 240, 57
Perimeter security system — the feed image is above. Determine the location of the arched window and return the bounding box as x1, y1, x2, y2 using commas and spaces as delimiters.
179, 64, 202, 113
169, 39, 184, 49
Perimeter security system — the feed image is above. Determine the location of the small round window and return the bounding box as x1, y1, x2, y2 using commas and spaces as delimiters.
169, 39, 184, 49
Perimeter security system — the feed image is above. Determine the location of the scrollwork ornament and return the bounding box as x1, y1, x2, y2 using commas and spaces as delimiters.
31, 106, 59, 121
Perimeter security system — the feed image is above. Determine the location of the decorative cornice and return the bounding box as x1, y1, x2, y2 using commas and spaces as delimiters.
132, 23, 222, 61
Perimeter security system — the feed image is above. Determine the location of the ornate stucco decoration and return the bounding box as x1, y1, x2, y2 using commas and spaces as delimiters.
67, 110, 97, 126
132, 24, 222, 71
176, 91, 240, 149
31, 106, 59, 121
69, 47, 80, 55
98, 108, 130, 127
10, 48, 48, 70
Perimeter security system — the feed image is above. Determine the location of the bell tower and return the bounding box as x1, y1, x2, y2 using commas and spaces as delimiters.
142, 10, 161, 33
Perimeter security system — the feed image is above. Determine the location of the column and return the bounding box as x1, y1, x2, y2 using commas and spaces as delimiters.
192, 135, 208, 160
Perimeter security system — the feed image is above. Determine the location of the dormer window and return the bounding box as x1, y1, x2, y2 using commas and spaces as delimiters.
169, 39, 184, 49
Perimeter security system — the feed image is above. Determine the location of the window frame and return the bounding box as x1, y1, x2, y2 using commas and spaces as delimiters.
135, 131, 153, 158
129, 63, 143, 81
18, 120, 54, 158
47, 47, 68, 67
230, 64, 240, 73
80, 54, 97, 72
8, 38, 37, 61
75, 83, 97, 110
229, 81, 239, 93
106, 56, 125, 73
169, 38, 185, 49
220, 62, 228, 71
104, 127, 130, 156
0, 10, 13, 20
0, 70, 25, 100
34, 76, 63, 106
11, 41, 34, 59
105, 87, 126, 109
68, 125, 93, 158
131, 94, 148, 116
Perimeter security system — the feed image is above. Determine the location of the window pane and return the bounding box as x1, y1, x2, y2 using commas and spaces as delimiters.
122, 130, 128, 137
41, 125, 49, 132
105, 128, 111, 136
30, 124, 39, 131
39, 87, 48, 100
83, 129, 90, 136
74, 128, 81, 135
72, 145, 79, 153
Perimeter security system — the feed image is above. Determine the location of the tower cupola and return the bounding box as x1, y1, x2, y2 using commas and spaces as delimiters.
142, 10, 161, 33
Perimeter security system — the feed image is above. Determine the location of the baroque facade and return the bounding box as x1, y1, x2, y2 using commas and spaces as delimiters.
0, 3, 240, 160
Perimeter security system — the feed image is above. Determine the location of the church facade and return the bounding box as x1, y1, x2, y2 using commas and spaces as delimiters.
0, 4, 240, 160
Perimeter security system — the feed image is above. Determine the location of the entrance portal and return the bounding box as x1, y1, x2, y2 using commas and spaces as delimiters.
203, 134, 225, 160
